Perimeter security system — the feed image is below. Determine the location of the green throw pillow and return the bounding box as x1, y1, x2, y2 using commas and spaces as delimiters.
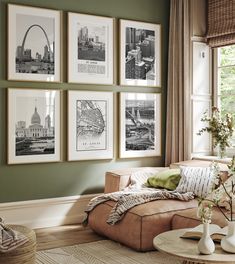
146, 169, 181, 190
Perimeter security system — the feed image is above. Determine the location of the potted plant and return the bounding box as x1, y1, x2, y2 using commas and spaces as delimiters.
197, 107, 234, 158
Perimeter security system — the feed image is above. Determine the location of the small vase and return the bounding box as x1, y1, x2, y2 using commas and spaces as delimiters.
218, 144, 226, 159
221, 221, 235, 253
198, 223, 215, 255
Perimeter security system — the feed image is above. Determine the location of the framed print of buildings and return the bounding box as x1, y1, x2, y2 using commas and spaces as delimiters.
68, 90, 113, 161
8, 4, 61, 82
8, 88, 61, 164
119, 92, 161, 158
68, 13, 114, 85
120, 19, 161, 87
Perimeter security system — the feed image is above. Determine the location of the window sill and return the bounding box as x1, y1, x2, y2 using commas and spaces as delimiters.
192, 155, 232, 165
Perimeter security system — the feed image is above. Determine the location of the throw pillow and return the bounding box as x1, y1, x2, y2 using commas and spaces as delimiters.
146, 169, 181, 190
175, 166, 214, 198
125, 168, 168, 190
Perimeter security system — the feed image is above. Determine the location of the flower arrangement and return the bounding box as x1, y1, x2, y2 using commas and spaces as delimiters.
197, 107, 234, 158
197, 202, 213, 223
198, 158, 235, 223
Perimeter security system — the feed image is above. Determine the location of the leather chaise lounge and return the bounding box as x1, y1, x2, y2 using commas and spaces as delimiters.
87, 161, 228, 251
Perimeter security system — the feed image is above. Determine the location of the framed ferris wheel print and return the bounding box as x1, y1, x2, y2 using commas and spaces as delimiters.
7, 4, 61, 82
68, 90, 113, 161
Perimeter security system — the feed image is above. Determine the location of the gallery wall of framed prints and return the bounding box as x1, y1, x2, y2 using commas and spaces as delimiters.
8, 88, 61, 164
5, 2, 162, 164
8, 4, 61, 82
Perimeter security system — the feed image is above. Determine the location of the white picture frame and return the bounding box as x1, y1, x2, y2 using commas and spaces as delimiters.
8, 88, 61, 164
68, 90, 113, 161
8, 4, 61, 82
120, 19, 161, 87
119, 92, 161, 158
68, 12, 114, 85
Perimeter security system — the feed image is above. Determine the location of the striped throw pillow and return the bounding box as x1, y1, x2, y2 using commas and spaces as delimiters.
175, 166, 214, 198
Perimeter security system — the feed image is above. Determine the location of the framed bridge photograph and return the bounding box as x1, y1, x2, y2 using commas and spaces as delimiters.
7, 4, 61, 82
68, 90, 113, 161
68, 12, 114, 85
7, 88, 61, 164
119, 92, 161, 158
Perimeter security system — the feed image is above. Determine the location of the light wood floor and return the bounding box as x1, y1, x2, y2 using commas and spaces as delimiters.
35, 224, 105, 251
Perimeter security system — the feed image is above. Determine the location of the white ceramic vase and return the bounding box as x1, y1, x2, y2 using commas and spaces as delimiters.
221, 221, 235, 253
198, 223, 215, 255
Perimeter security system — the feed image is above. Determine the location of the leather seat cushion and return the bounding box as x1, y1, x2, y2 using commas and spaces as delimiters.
88, 199, 197, 251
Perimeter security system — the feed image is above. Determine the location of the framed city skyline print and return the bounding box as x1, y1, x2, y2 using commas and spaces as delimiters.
8, 4, 61, 82
119, 92, 161, 158
68, 90, 113, 161
8, 88, 61, 164
68, 12, 114, 85
119, 19, 161, 87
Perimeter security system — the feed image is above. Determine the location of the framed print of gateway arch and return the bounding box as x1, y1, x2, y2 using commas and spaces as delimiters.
120, 19, 161, 87
8, 4, 61, 82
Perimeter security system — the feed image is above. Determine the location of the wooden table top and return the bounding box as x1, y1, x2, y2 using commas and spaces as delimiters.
153, 229, 235, 264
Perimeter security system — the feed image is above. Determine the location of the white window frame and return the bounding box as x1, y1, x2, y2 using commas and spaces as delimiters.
213, 47, 235, 157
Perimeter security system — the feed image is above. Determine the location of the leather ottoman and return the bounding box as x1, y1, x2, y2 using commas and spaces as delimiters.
88, 199, 197, 251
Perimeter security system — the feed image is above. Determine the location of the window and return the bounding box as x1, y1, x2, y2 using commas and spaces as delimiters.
216, 45, 235, 148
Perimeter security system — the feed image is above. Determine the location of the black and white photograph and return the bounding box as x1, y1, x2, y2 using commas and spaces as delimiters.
15, 14, 55, 75
8, 4, 61, 82
68, 13, 114, 85
8, 88, 61, 164
76, 99, 107, 151
77, 24, 106, 62
120, 92, 161, 158
68, 91, 113, 161
120, 19, 161, 87
125, 28, 155, 80
125, 98, 155, 151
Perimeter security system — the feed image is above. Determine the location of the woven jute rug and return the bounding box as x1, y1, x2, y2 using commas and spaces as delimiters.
36, 240, 181, 264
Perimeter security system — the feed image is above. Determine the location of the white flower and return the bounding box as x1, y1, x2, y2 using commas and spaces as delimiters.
197, 201, 213, 223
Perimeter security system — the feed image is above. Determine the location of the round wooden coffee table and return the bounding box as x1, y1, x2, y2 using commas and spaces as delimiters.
153, 229, 235, 264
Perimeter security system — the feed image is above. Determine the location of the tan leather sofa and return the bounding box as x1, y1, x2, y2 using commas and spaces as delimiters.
171, 207, 227, 230
88, 161, 229, 251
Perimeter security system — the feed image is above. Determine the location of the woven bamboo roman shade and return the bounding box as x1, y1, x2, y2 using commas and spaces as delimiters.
207, 0, 235, 48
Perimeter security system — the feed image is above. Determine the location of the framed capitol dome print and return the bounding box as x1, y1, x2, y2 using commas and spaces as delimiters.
7, 88, 61, 164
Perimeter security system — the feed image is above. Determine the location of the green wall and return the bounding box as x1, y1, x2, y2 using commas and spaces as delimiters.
0, 0, 170, 203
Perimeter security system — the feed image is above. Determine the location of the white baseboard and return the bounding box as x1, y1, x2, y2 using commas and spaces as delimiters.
0, 194, 99, 229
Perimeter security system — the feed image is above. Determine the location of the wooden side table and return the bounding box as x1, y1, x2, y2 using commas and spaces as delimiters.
153, 229, 235, 264
0, 225, 36, 264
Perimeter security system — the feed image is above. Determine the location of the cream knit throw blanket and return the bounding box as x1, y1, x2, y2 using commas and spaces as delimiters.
84, 189, 194, 225
0, 219, 28, 253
